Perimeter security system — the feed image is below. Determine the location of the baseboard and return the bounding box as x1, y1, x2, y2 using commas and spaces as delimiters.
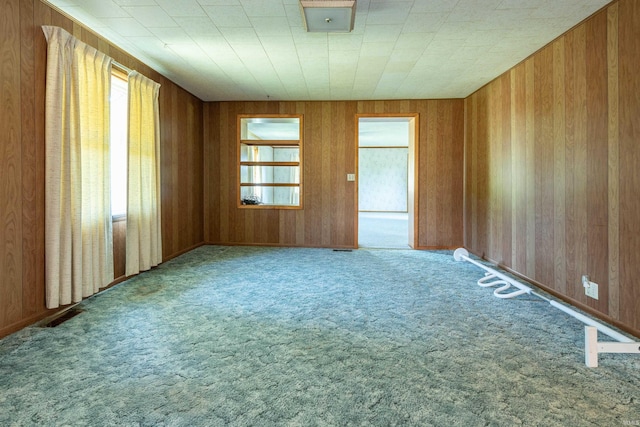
413, 245, 461, 250
205, 241, 357, 250
0, 310, 58, 340
162, 242, 206, 262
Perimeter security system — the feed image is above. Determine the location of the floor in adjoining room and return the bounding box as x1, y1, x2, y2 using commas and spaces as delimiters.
358, 211, 409, 249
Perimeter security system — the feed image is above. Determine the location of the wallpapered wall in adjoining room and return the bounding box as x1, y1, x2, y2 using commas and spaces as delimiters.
358, 148, 408, 212
357, 119, 410, 213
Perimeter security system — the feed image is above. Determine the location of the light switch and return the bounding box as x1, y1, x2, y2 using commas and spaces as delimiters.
347, 173, 356, 181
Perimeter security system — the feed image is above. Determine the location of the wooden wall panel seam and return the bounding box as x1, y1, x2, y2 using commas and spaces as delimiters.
20, 0, 39, 317
607, 2, 620, 320
553, 39, 567, 295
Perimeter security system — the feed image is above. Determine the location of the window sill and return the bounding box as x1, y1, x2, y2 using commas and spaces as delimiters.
112, 214, 127, 222
238, 204, 302, 210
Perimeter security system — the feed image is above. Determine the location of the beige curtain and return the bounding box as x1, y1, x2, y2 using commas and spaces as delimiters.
42, 26, 114, 309
126, 71, 162, 276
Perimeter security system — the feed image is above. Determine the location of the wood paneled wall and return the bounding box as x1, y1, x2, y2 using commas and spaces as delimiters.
0, 0, 204, 339
204, 100, 464, 249
464, 0, 640, 335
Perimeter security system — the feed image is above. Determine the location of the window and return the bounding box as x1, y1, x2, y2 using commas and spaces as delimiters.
110, 72, 128, 217
238, 115, 303, 209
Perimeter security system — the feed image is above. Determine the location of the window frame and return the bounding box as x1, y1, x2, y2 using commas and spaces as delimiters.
237, 114, 304, 210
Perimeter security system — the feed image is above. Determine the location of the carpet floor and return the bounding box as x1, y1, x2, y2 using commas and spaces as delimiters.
0, 246, 638, 426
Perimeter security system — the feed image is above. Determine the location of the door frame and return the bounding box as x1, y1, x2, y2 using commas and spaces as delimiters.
355, 114, 419, 248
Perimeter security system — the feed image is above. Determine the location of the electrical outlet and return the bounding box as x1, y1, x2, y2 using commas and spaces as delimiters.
584, 279, 599, 300
347, 173, 356, 182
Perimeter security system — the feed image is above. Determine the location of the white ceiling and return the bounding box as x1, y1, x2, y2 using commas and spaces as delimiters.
43, 0, 611, 102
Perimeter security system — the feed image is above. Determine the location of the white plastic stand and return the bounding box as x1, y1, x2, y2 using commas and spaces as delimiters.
453, 248, 639, 367
584, 326, 640, 367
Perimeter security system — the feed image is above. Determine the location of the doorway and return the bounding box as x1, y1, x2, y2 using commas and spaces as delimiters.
356, 115, 417, 249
